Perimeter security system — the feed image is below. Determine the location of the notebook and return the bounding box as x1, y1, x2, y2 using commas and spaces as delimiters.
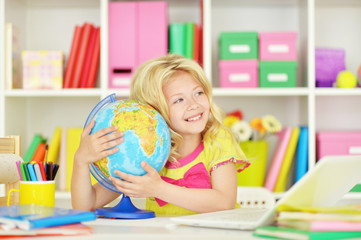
170, 155, 361, 230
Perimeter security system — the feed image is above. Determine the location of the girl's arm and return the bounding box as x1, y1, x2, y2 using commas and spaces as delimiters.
110, 161, 238, 213
71, 120, 123, 211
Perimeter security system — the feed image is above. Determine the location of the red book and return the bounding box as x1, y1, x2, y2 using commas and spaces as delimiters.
71, 23, 94, 88
79, 27, 97, 88
86, 27, 100, 88
63, 25, 83, 88
193, 24, 200, 64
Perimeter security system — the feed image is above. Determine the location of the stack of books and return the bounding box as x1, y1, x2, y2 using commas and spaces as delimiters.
254, 204, 361, 240
0, 204, 96, 237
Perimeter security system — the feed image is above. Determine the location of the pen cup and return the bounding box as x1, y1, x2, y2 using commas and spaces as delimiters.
7, 181, 55, 207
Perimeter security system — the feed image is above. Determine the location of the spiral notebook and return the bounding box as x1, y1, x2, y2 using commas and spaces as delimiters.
170, 155, 361, 230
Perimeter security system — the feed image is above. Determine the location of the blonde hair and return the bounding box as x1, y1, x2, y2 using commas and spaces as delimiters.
130, 54, 243, 161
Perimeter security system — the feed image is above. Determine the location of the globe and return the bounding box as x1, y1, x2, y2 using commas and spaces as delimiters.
85, 94, 171, 194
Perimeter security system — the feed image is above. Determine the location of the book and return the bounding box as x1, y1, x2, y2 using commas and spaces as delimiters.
79, 27, 97, 88
193, 23, 200, 63
4, 23, 22, 90
277, 219, 361, 232
184, 22, 195, 59
71, 23, 95, 88
274, 127, 300, 192
66, 128, 83, 191
0, 223, 92, 237
86, 27, 101, 88
58, 127, 67, 191
295, 126, 309, 182
253, 226, 361, 240
264, 127, 293, 191
48, 127, 62, 164
0, 204, 96, 230
169, 23, 186, 56
23, 135, 46, 163
277, 211, 361, 222
63, 25, 83, 88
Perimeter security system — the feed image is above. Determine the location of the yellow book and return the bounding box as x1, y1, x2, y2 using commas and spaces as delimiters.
274, 127, 300, 193
47, 127, 62, 164
65, 127, 97, 192
66, 128, 83, 192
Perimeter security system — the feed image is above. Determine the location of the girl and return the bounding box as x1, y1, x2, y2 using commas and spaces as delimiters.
71, 54, 250, 215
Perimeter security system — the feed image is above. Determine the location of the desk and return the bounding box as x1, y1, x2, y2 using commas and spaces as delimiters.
13, 217, 264, 240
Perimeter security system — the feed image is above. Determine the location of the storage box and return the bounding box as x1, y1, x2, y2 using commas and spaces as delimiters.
316, 131, 361, 161
259, 61, 297, 88
315, 48, 345, 87
219, 60, 258, 88
219, 32, 258, 60
259, 32, 297, 60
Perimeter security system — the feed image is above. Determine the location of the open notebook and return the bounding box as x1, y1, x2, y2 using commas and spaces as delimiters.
170, 155, 361, 230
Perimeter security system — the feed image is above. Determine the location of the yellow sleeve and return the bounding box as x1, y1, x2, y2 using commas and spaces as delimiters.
204, 128, 250, 173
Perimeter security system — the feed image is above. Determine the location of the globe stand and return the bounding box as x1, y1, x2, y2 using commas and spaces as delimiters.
95, 195, 155, 219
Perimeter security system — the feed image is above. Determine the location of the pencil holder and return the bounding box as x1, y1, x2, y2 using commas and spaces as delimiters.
238, 140, 268, 187
7, 181, 55, 207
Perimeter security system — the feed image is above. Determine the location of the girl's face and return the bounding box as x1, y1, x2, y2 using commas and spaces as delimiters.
163, 72, 210, 139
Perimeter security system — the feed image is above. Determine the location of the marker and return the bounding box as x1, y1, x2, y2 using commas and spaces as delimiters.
33, 163, 43, 181
27, 163, 37, 181
16, 161, 23, 181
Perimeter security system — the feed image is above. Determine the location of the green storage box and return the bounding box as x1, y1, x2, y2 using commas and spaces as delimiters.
220, 32, 258, 60
259, 61, 298, 88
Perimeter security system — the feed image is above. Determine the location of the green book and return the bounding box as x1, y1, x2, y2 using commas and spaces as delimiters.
169, 23, 186, 56
184, 22, 194, 59
253, 226, 361, 240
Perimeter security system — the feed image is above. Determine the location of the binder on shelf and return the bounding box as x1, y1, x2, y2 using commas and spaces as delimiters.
295, 126, 309, 182
79, 27, 97, 88
71, 23, 95, 88
169, 23, 186, 56
184, 22, 195, 59
63, 25, 83, 88
264, 127, 292, 191
274, 127, 300, 192
86, 27, 101, 88
108, 1, 167, 88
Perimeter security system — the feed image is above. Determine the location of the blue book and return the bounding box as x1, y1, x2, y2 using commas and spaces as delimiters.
295, 126, 308, 182
0, 204, 96, 230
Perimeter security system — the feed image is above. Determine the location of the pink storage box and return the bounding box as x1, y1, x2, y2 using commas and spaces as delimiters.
259, 32, 297, 60
316, 131, 361, 161
219, 60, 258, 88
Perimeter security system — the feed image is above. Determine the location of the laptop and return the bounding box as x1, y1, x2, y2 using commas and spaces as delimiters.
170, 155, 361, 230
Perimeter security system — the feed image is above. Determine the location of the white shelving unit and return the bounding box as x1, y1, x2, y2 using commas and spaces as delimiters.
1, 0, 361, 193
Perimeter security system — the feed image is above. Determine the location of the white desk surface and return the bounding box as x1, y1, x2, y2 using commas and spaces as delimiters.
14, 217, 264, 240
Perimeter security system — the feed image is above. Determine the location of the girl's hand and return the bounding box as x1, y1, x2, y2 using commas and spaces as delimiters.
109, 161, 163, 198
74, 120, 124, 166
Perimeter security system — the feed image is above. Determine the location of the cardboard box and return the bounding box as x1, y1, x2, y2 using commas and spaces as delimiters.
219, 60, 258, 88
259, 32, 297, 60
219, 32, 258, 60
259, 61, 297, 88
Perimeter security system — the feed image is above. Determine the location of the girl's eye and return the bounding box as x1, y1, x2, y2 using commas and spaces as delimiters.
195, 91, 204, 96
174, 98, 183, 104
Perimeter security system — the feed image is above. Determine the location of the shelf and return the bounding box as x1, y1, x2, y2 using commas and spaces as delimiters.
315, 88, 361, 96
213, 88, 309, 97
5, 89, 102, 97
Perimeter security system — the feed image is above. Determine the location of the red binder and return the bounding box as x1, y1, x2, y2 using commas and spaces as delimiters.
71, 23, 94, 88
86, 27, 100, 88
79, 27, 97, 88
63, 26, 83, 88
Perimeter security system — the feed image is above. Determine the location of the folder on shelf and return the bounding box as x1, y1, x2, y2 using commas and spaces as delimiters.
169, 23, 186, 57
264, 127, 292, 191
71, 23, 95, 88
274, 127, 300, 192
86, 27, 101, 88
63, 25, 83, 88
184, 22, 195, 59
79, 27, 97, 88
295, 126, 309, 182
